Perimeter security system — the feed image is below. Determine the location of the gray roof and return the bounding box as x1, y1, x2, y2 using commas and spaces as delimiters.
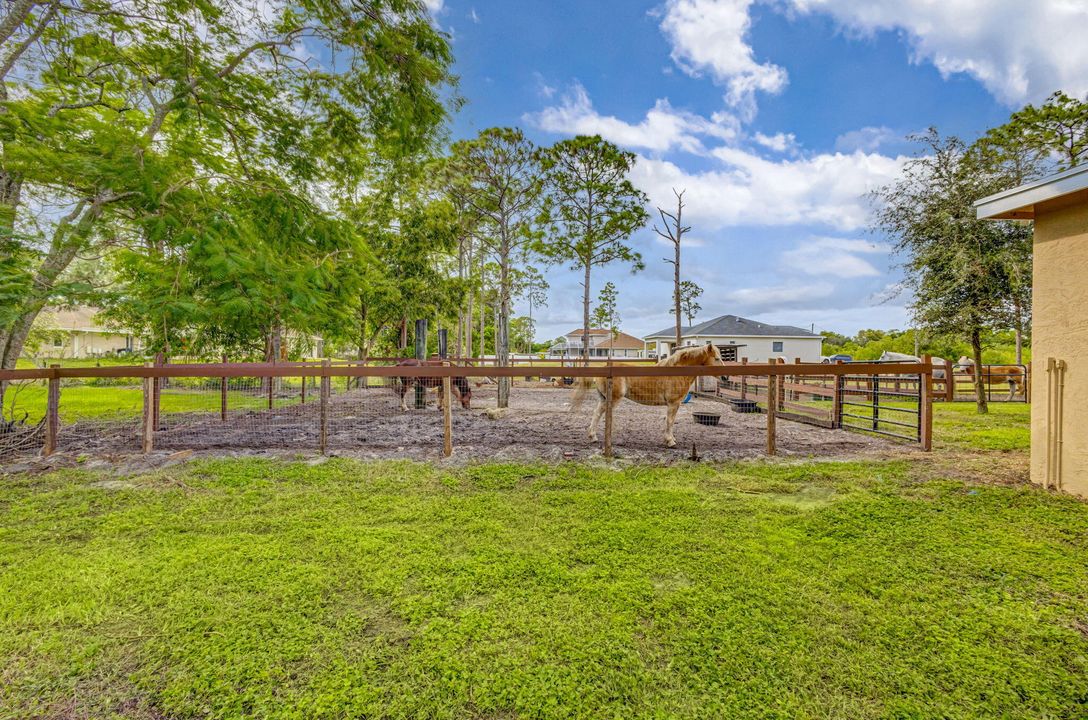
645, 314, 820, 340
975, 163, 1088, 220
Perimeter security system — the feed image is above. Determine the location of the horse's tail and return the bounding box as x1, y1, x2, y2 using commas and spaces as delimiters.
568, 377, 598, 412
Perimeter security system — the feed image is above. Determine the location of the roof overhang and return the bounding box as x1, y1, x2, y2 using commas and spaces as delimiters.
975, 164, 1088, 220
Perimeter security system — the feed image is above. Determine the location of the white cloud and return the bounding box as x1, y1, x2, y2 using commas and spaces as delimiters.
422, 0, 444, 13
655, 0, 1088, 114
523, 82, 739, 154
533, 72, 556, 100
780, 236, 888, 278
468, 7, 480, 23
724, 282, 836, 312
630, 147, 906, 231
787, 0, 1088, 105
834, 126, 898, 153
651, 233, 706, 249
657, 0, 788, 115
753, 131, 796, 153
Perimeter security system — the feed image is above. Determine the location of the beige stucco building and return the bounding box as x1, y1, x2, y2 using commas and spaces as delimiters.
644, 314, 823, 362
976, 165, 1088, 497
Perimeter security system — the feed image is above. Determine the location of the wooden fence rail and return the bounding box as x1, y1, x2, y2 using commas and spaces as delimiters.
1, 359, 934, 459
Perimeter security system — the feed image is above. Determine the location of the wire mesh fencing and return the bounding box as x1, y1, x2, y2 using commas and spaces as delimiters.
0, 379, 49, 459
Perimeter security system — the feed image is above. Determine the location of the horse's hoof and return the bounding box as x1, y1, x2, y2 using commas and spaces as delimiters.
666, 439, 677, 448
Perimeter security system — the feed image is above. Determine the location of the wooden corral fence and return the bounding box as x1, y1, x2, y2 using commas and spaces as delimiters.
0, 358, 934, 460
927, 363, 1031, 403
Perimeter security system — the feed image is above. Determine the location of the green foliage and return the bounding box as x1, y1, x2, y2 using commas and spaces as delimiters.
2, 453, 1086, 718
872, 130, 1033, 411
981, 90, 1088, 171
591, 280, 621, 335
677, 279, 702, 326
446, 128, 542, 397
821, 327, 1030, 364
0, 0, 455, 366
537, 135, 648, 358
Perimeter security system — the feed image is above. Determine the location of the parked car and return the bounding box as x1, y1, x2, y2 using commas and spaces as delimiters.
821, 354, 853, 364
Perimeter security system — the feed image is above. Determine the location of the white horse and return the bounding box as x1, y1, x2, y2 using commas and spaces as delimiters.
878, 351, 950, 379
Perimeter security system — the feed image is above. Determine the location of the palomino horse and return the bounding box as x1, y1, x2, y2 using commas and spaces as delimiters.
570, 343, 725, 448
394, 359, 472, 411
955, 357, 1025, 401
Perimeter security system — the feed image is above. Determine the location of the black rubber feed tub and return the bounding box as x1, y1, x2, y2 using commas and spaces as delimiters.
692, 411, 721, 426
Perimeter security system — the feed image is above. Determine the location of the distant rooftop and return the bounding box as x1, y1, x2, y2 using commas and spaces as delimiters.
645, 314, 820, 340
555, 329, 644, 350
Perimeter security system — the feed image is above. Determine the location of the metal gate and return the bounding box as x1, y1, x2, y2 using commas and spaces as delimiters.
837, 373, 922, 442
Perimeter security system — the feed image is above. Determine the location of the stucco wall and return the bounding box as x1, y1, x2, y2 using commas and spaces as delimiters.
1032, 198, 1088, 496
676, 336, 823, 362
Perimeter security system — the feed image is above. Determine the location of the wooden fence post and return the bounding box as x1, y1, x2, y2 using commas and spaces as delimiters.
776, 358, 786, 412
920, 355, 933, 451
832, 361, 844, 429
319, 361, 330, 455
442, 376, 453, 458
43, 364, 60, 456
603, 374, 614, 458
766, 372, 777, 456
141, 362, 154, 453
267, 355, 274, 410
945, 362, 955, 402
740, 358, 748, 400
220, 353, 228, 421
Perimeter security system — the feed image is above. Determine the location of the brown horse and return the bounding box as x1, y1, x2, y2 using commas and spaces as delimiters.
571, 343, 725, 447
394, 359, 472, 411
955, 357, 1025, 401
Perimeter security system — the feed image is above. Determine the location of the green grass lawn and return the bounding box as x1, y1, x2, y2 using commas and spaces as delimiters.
16, 356, 145, 369
3, 384, 302, 424
2, 457, 1086, 719
933, 401, 1031, 452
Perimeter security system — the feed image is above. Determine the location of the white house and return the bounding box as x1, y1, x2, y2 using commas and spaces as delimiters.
643, 314, 823, 362
548, 328, 646, 358
34, 307, 141, 359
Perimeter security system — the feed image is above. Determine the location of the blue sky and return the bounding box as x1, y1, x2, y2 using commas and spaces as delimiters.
428, 0, 1088, 342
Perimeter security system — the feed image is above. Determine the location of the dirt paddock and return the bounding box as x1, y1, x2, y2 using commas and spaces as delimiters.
5, 381, 906, 469
152, 381, 894, 462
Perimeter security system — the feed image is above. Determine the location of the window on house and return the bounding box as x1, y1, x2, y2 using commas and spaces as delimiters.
772, 341, 783, 353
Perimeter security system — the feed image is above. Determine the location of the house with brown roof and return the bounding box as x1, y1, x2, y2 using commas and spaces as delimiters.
548, 328, 647, 358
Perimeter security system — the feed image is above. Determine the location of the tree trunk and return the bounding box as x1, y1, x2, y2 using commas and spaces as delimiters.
673, 238, 681, 350
970, 326, 988, 414
497, 235, 511, 408
582, 263, 591, 366
465, 266, 473, 360
357, 301, 367, 360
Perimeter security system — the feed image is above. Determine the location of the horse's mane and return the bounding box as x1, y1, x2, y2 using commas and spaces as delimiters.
658, 344, 720, 366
